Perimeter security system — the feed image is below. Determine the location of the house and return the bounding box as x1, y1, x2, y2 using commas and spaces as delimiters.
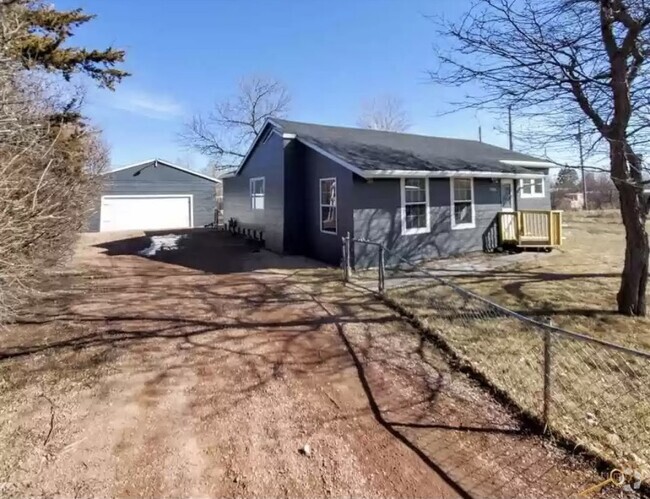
564, 192, 585, 210
88, 159, 221, 232
222, 119, 554, 267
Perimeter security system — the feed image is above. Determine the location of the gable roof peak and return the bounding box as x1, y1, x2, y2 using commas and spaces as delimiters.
104, 158, 221, 183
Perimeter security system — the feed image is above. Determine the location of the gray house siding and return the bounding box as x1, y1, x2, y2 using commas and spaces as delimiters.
221, 127, 552, 267
516, 171, 552, 210
352, 177, 503, 267
223, 137, 352, 264
222, 131, 285, 253
87, 162, 218, 232
282, 139, 306, 254
298, 143, 354, 265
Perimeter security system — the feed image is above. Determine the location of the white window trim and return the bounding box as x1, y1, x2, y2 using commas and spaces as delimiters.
319, 177, 337, 236
519, 178, 545, 198
450, 177, 476, 230
400, 178, 431, 235
250, 177, 265, 210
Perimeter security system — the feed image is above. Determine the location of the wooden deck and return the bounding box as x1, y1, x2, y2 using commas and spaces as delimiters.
498, 210, 563, 248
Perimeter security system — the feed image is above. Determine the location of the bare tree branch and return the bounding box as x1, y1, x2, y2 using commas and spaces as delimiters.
180, 75, 290, 168
357, 94, 411, 132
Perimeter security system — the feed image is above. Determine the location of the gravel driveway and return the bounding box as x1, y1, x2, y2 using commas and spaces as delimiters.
0, 231, 615, 498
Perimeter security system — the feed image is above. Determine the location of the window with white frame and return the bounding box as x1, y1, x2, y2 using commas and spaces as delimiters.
520, 178, 544, 198
250, 177, 265, 210
451, 178, 475, 229
401, 178, 430, 235
320, 178, 337, 234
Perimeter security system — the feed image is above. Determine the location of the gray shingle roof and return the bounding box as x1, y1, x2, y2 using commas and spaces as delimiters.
272, 119, 549, 175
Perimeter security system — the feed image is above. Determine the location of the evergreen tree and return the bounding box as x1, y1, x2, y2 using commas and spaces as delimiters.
0, 0, 126, 323
6, 0, 129, 89
556, 166, 580, 190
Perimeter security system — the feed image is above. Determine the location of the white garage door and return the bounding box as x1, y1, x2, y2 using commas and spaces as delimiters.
100, 195, 192, 232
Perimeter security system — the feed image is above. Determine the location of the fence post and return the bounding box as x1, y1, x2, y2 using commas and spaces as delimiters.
543, 329, 552, 430
378, 245, 385, 293
342, 232, 352, 282
341, 236, 347, 281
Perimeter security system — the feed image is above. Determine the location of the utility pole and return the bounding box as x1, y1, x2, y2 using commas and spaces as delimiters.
478, 125, 482, 143
508, 105, 513, 151
578, 122, 588, 210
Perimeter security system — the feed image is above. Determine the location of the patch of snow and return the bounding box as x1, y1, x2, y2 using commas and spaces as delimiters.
138, 234, 186, 257
300, 444, 312, 457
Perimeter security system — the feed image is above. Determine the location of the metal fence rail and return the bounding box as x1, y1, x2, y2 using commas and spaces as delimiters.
342, 234, 650, 489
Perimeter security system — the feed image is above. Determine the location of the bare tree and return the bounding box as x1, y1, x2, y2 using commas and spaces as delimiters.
433, 0, 650, 316
587, 172, 621, 209
181, 75, 290, 168
357, 94, 411, 132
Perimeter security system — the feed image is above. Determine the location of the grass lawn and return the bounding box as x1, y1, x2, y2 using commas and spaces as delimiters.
453, 210, 650, 352
383, 210, 650, 484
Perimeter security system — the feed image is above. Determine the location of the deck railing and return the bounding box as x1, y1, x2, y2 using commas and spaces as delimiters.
498, 210, 563, 247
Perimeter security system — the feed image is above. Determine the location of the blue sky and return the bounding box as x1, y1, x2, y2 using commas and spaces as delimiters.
55, 0, 518, 170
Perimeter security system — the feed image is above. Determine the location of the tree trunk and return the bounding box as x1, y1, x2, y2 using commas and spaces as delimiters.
617, 203, 649, 315
611, 143, 649, 316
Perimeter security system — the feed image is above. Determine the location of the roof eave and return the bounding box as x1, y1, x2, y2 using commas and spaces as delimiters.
499, 159, 554, 168
363, 170, 546, 179
102, 158, 157, 175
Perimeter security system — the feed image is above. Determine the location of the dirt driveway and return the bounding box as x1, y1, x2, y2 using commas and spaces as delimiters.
0, 231, 616, 498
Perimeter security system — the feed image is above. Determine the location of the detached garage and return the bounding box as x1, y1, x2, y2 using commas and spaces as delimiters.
88, 159, 220, 232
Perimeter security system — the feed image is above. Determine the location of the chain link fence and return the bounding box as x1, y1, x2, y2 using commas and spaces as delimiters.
343, 234, 650, 491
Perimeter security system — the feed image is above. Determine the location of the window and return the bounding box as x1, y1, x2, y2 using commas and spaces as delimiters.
401, 178, 430, 235
320, 178, 337, 234
451, 178, 475, 229
250, 177, 265, 210
520, 178, 544, 198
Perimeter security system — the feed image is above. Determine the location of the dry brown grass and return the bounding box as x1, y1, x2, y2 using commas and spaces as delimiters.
381, 211, 650, 486
451, 210, 650, 351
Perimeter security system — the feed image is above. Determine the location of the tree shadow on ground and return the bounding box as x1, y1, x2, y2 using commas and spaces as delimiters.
301, 288, 604, 499
0, 238, 605, 498
378, 265, 620, 316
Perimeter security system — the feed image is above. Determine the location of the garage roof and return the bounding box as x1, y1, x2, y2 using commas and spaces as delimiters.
104, 159, 221, 183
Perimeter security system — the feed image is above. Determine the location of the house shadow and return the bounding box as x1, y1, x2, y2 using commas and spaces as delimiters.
94, 229, 320, 275
482, 217, 499, 252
